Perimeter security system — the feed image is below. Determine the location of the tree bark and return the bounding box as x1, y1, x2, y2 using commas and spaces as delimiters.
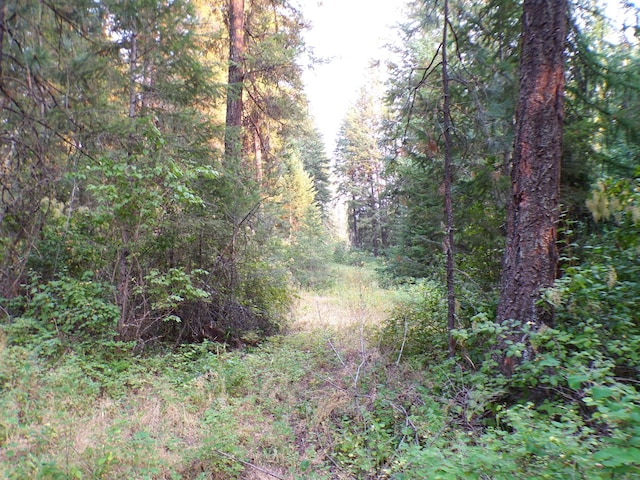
496, 0, 567, 375
0, 0, 5, 84
441, 0, 456, 358
224, 0, 245, 163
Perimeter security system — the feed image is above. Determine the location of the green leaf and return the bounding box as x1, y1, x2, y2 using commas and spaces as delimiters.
593, 447, 640, 467
538, 355, 560, 367
567, 374, 589, 390
591, 386, 616, 400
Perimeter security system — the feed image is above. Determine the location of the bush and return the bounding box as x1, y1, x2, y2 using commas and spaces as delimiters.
3, 273, 120, 358
378, 280, 448, 360
284, 233, 336, 291
392, 401, 612, 479
333, 244, 377, 267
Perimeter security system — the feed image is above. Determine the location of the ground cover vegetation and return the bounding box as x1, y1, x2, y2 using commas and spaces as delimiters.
1, 0, 639, 478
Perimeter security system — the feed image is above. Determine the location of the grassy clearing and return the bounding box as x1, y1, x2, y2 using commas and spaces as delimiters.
0, 263, 415, 479
3, 261, 636, 478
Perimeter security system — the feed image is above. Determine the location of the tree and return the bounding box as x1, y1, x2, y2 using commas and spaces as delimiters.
495, 0, 568, 375
440, 0, 456, 358
242, 0, 308, 186
292, 120, 332, 215
0, 0, 107, 297
335, 88, 388, 255
224, 0, 246, 163
382, 0, 516, 290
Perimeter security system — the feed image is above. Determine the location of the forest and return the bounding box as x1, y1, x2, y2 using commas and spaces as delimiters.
0, 0, 639, 478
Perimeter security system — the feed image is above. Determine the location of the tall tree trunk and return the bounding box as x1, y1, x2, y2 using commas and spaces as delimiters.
496, 0, 567, 375
224, 0, 245, 163
441, 0, 456, 358
118, 31, 139, 336
128, 32, 138, 120
370, 180, 379, 256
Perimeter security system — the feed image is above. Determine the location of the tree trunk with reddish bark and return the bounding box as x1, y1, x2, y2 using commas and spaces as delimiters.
496, 0, 567, 375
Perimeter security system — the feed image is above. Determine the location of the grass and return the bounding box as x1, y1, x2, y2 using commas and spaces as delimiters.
2, 261, 638, 479
0, 262, 412, 479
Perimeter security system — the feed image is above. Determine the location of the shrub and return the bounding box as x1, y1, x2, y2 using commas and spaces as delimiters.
379, 280, 448, 360
4, 273, 120, 358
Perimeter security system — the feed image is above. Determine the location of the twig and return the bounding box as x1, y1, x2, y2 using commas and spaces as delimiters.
353, 311, 369, 417
327, 337, 346, 369
354, 319, 367, 393
396, 315, 409, 366
317, 300, 347, 369
314, 428, 343, 473
314, 372, 348, 392
0, 303, 10, 321
211, 448, 285, 480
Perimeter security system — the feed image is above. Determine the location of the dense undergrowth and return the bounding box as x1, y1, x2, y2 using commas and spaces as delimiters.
1, 249, 639, 478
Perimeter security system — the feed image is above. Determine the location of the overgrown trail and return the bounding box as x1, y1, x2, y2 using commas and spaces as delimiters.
235, 263, 401, 479
228, 263, 403, 480
292, 264, 394, 346
1, 263, 407, 480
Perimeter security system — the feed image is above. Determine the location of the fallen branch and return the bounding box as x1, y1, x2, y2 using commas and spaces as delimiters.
211, 448, 285, 480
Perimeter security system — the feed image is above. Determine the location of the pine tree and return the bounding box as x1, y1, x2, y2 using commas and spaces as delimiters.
495, 0, 568, 375
335, 88, 387, 255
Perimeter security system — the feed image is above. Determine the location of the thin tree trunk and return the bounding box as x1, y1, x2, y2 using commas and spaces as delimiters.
118, 31, 139, 336
224, 0, 245, 163
496, 0, 567, 375
253, 125, 263, 183
128, 32, 138, 119
442, 0, 456, 358
0, 0, 5, 84
370, 180, 379, 256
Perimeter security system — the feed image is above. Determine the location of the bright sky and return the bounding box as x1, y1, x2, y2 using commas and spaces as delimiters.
297, 0, 639, 156
297, 0, 404, 154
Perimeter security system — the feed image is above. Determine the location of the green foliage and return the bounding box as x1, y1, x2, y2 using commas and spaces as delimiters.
235, 258, 293, 334
140, 267, 210, 321
4, 274, 120, 358
381, 0, 516, 284
295, 122, 333, 214
1, 0, 313, 350
25, 198, 106, 281
379, 280, 449, 360
283, 231, 336, 291
392, 402, 610, 479
193, 403, 246, 477
335, 87, 389, 255
332, 244, 378, 267
1, 0, 638, 477
333, 407, 399, 476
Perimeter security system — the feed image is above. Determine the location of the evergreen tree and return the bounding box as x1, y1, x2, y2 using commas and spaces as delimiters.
383, 0, 514, 287
0, 0, 107, 296
495, 0, 567, 374
0, 0, 316, 346
335, 88, 388, 255
291, 119, 332, 215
